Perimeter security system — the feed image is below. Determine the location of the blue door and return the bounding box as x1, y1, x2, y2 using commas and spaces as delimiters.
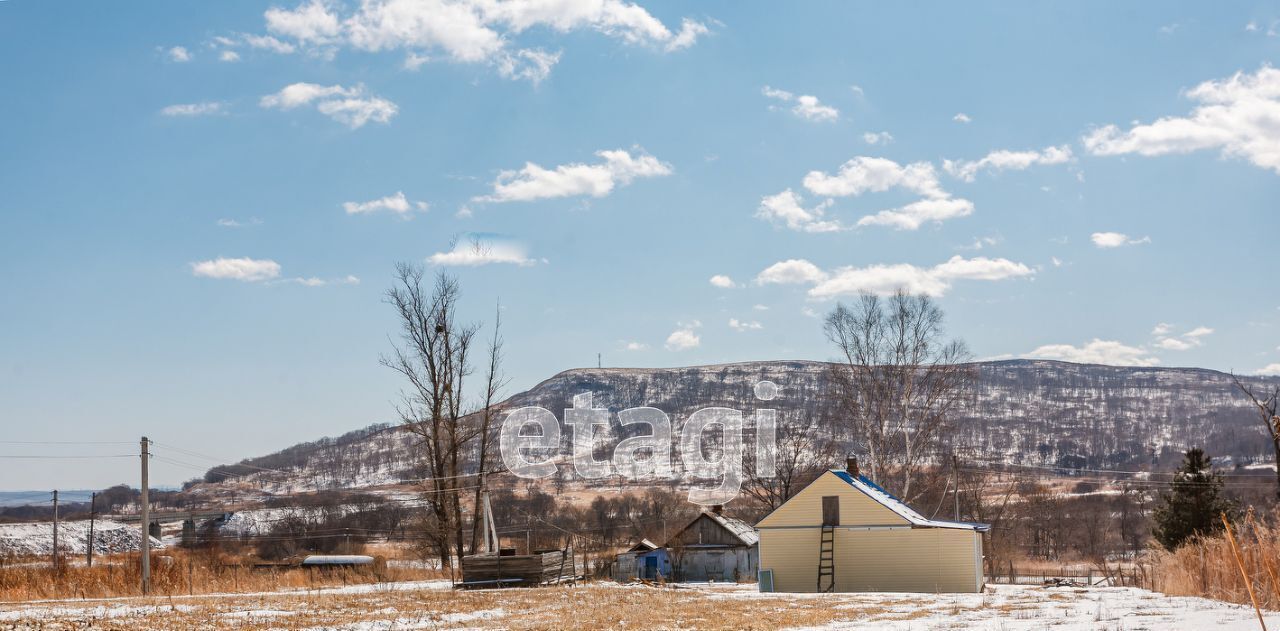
644, 555, 658, 579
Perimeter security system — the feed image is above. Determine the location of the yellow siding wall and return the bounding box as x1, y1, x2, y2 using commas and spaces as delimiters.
759, 527, 982, 593
757, 472, 906, 528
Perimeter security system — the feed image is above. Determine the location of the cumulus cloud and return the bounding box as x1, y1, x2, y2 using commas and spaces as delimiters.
260, 82, 397, 128
756, 255, 1032, 298
1091, 232, 1151, 248
1153, 324, 1213, 351
665, 321, 701, 351
862, 131, 894, 145
761, 86, 839, 122
342, 191, 428, 217
953, 113, 971, 123
427, 234, 537, 266
709, 275, 737, 288
160, 102, 226, 117
1257, 363, 1280, 376
220, 50, 241, 62
475, 148, 671, 203
760, 157, 972, 232
191, 257, 281, 282
755, 259, 830, 286
1024, 339, 1159, 367
622, 340, 648, 351
240, 0, 708, 82
943, 145, 1073, 181
1083, 66, 1280, 174
166, 46, 192, 62
755, 190, 842, 233
728, 318, 763, 332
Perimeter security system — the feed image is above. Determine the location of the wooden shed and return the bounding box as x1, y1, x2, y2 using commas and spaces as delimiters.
613, 538, 670, 581
756, 462, 988, 593
666, 507, 758, 582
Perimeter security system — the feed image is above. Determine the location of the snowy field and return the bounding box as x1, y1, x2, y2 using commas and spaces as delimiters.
1, 581, 1278, 630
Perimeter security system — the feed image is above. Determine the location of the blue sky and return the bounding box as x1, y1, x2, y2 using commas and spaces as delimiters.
2, 1, 1279, 489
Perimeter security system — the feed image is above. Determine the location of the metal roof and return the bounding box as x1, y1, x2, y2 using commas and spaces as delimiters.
830, 469, 990, 532
300, 554, 376, 565
702, 511, 760, 546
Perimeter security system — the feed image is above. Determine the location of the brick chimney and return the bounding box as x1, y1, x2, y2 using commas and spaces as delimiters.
711, 504, 724, 515
846, 456, 860, 478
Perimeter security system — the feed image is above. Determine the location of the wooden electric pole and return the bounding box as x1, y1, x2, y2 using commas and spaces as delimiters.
87, 492, 97, 567
140, 436, 151, 595
952, 455, 960, 521
51, 490, 58, 569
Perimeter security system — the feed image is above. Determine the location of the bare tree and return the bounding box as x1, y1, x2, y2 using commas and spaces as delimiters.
742, 418, 837, 512
1231, 373, 1280, 500
823, 290, 975, 502
469, 303, 509, 553
383, 264, 478, 568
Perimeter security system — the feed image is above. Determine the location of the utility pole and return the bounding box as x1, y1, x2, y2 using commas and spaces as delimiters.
51, 490, 58, 569
87, 492, 96, 567
140, 436, 151, 595
952, 454, 960, 522
597, 353, 601, 368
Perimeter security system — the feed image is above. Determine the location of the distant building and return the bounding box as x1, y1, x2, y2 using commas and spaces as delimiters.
756, 459, 989, 593
612, 538, 669, 581
666, 506, 759, 582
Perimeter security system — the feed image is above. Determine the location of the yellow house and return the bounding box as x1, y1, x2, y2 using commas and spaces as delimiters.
756, 461, 988, 593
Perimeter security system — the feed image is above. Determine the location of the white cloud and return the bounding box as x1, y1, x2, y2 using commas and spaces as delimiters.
342, 191, 427, 217
762, 86, 839, 122
728, 318, 763, 332
953, 113, 971, 123
191, 257, 281, 282
755, 189, 842, 233
752, 304, 769, 311
755, 259, 829, 285
764, 157, 972, 232
244, 0, 708, 82
167, 46, 192, 62
216, 217, 263, 228
854, 197, 974, 231
475, 148, 671, 203
1091, 232, 1151, 248
265, 0, 342, 44
1050, 256, 1063, 267
1024, 339, 1160, 367
622, 340, 648, 351
1152, 324, 1213, 351
495, 48, 560, 84
428, 234, 537, 267
802, 157, 947, 200
260, 82, 397, 128
862, 131, 894, 145
1083, 66, 1280, 174
1257, 363, 1280, 376
758, 255, 1033, 299
160, 102, 225, 117
665, 323, 701, 351
289, 274, 361, 287
709, 275, 737, 289
943, 145, 1073, 182
220, 50, 241, 62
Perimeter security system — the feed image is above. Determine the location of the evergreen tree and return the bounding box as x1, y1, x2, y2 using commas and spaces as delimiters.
1152, 448, 1235, 550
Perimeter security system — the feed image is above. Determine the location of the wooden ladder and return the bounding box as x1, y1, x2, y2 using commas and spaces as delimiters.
817, 525, 836, 593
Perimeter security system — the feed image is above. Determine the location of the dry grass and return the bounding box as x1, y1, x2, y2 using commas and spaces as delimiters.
0, 550, 444, 602
1149, 513, 1280, 609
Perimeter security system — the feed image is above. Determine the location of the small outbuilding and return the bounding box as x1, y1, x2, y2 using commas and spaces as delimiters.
756, 460, 989, 593
667, 506, 759, 582
612, 538, 670, 581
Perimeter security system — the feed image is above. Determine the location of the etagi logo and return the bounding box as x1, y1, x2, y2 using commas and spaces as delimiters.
500, 381, 780, 506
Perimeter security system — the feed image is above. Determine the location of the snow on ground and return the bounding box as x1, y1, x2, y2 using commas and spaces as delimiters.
0, 519, 162, 557
1, 580, 1278, 629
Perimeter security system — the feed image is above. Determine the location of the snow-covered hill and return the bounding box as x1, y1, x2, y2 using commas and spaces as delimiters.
196, 359, 1280, 494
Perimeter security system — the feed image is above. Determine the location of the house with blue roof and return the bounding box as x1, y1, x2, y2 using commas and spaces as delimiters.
755, 458, 989, 593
